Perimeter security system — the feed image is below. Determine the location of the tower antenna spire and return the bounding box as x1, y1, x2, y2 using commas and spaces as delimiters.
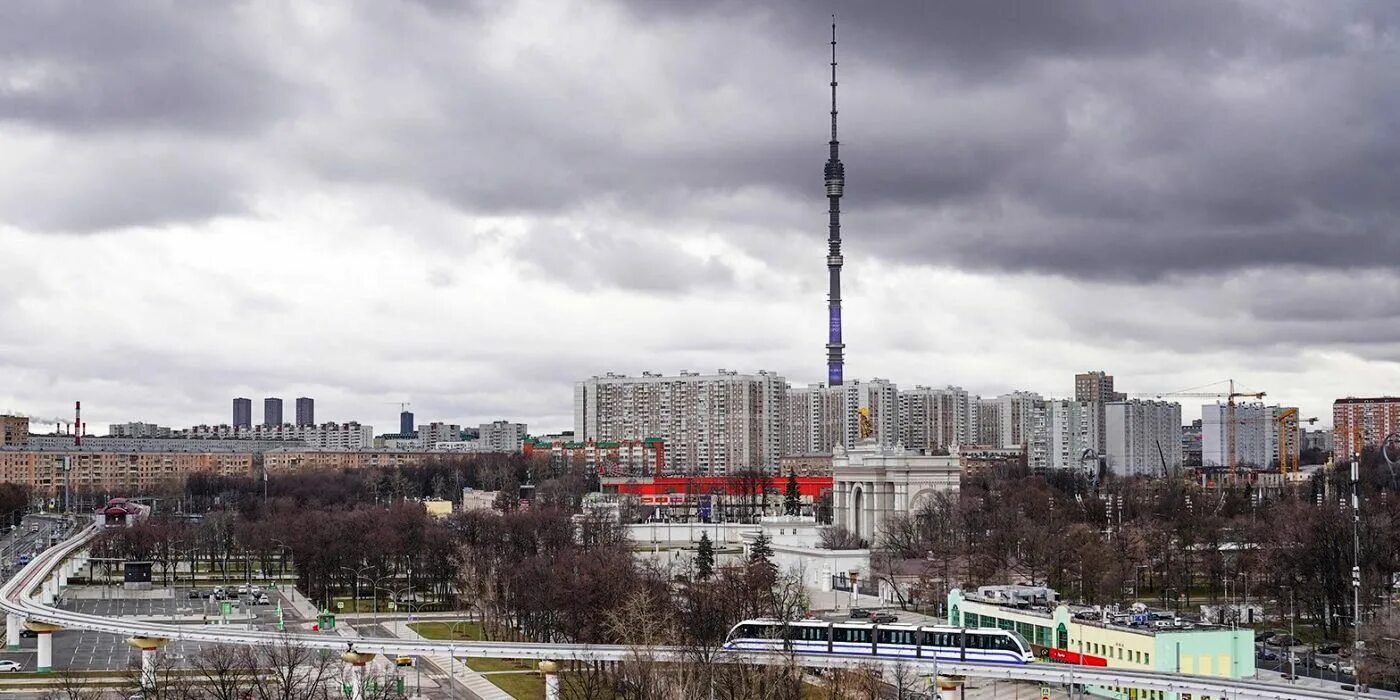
824, 16, 846, 386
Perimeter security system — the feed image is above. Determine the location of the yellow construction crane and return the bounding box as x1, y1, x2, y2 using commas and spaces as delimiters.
1133, 379, 1265, 478
1274, 408, 1318, 474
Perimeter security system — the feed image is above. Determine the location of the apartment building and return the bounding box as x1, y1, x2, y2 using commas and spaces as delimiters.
232, 398, 252, 429
1, 415, 28, 447
478, 421, 527, 452
1075, 371, 1126, 456
1030, 399, 1098, 472
295, 397, 315, 427
897, 385, 974, 453
107, 422, 173, 438
180, 422, 374, 449
1104, 400, 1183, 477
0, 450, 253, 495
418, 422, 463, 448
574, 370, 786, 474
1201, 402, 1291, 469
263, 398, 283, 427
1333, 397, 1400, 457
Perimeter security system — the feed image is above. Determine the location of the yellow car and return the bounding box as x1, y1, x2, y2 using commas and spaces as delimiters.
394, 656, 413, 668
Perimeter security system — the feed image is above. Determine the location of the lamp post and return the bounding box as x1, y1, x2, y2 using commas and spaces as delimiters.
448, 619, 474, 700
339, 565, 376, 614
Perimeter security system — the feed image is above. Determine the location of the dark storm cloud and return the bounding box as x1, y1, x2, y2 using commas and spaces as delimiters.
0, 2, 295, 134
6, 0, 1398, 282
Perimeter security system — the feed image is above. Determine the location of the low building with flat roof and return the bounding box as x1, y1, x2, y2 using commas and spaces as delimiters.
948, 587, 1254, 700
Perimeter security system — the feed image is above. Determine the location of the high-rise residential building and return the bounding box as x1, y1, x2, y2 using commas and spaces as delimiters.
1030, 400, 1098, 472
107, 422, 172, 439
845, 378, 899, 448
1075, 371, 1126, 456
782, 380, 898, 456
995, 392, 1043, 449
399, 411, 415, 436
418, 422, 463, 448
898, 386, 974, 454
574, 370, 787, 474
1104, 400, 1182, 477
233, 398, 252, 429
1201, 402, 1290, 469
976, 398, 1003, 447
1, 415, 28, 447
295, 397, 315, 427
479, 421, 528, 452
1333, 397, 1400, 458
263, 398, 283, 427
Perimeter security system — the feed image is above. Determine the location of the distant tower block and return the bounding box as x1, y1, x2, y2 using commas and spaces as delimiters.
824, 17, 847, 386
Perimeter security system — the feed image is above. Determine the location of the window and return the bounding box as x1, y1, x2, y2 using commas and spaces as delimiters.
877, 629, 916, 646
834, 627, 870, 644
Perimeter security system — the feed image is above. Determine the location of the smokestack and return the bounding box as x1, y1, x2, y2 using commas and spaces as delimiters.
74, 401, 81, 447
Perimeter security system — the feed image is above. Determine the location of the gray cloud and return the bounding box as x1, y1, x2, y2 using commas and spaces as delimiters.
0, 2, 297, 134
2, 1, 1397, 429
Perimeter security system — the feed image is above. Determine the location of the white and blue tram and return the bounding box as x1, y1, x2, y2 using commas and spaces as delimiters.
723, 619, 1034, 665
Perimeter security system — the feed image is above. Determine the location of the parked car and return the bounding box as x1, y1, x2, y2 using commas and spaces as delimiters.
1267, 634, 1300, 647
19, 629, 36, 639
871, 612, 898, 624
849, 608, 871, 619
394, 655, 413, 667
0, 660, 22, 672
236, 585, 250, 595
1258, 648, 1279, 661
187, 589, 203, 599
1316, 642, 1343, 655
1338, 662, 1355, 676
253, 593, 270, 605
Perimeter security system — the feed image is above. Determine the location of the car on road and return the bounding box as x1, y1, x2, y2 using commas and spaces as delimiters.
394, 655, 413, 667
848, 608, 870, 619
870, 612, 898, 624
0, 660, 22, 672
18, 629, 36, 639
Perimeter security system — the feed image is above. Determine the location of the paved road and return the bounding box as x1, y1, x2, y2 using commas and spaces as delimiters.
0, 585, 294, 672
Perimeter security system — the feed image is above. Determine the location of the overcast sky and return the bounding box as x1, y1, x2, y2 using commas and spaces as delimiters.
2, 0, 1397, 434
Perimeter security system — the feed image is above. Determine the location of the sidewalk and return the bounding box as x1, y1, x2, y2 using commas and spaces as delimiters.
382, 619, 511, 700
283, 588, 320, 620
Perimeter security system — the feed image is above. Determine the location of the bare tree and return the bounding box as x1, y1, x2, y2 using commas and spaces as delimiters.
245, 636, 338, 700
190, 643, 257, 700
42, 668, 106, 700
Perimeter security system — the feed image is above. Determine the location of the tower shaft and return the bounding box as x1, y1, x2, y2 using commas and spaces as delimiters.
825, 18, 846, 386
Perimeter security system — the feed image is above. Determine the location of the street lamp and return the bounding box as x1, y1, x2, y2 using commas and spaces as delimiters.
339, 565, 376, 614
447, 618, 474, 700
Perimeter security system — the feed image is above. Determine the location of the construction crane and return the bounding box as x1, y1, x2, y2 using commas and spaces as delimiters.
1274, 408, 1318, 475
1133, 379, 1265, 479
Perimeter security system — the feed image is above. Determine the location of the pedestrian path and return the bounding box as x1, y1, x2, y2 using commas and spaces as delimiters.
382, 619, 512, 700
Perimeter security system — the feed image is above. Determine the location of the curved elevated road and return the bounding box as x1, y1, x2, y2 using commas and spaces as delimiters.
0, 523, 1366, 700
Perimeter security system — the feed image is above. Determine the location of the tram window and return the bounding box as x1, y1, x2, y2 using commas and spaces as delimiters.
737, 624, 772, 639
835, 627, 870, 644
792, 626, 826, 642
877, 629, 914, 646
923, 631, 955, 648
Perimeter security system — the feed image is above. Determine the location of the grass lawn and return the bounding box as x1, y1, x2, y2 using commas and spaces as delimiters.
408, 622, 540, 683
482, 670, 545, 699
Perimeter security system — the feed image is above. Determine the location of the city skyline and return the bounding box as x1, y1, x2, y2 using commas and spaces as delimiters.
2, 2, 1397, 434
